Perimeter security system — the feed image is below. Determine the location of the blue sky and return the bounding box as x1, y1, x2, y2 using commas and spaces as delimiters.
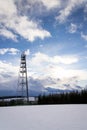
0, 0, 87, 91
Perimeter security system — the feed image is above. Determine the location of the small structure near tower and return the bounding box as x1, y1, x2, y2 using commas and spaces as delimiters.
18, 52, 29, 103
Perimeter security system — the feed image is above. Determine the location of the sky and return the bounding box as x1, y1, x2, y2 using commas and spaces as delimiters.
0, 0, 87, 92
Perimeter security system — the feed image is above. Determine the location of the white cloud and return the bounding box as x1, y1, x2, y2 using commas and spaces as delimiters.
0, 52, 87, 89
0, 48, 20, 55
0, 28, 17, 41
0, 0, 17, 17
8, 48, 20, 55
68, 23, 77, 33
51, 55, 78, 64
41, 65, 87, 80
38, 0, 61, 10
31, 76, 82, 90
29, 52, 81, 80
28, 52, 87, 86
30, 52, 79, 66
23, 0, 61, 11
7, 16, 51, 42
1, 0, 86, 41
56, 0, 86, 23
81, 32, 87, 41
16, 0, 87, 23
0, 0, 51, 42
0, 60, 18, 83
25, 49, 30, 56
0, 48, 8, 55
30, 52, 49, 65
30, 64, 87, 88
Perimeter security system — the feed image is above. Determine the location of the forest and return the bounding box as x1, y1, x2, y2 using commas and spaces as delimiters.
0, 89, 87, 106
38, 89, 87, 104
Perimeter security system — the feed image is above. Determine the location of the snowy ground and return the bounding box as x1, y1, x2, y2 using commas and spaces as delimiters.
0, 105, 87, 130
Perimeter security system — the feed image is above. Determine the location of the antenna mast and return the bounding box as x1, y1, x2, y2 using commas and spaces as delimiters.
18, 52, 29, 103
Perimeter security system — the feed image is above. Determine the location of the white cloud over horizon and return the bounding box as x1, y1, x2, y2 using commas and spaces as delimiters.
0, 51, 86, 81
0, 51, 87, 90
29, 52, 87, 85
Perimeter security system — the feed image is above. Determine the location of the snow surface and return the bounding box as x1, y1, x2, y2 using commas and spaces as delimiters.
0, 105, 87, 130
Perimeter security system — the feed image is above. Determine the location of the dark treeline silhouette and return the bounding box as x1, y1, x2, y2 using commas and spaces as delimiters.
38, 89, 87, 104
0, 89, 87, 106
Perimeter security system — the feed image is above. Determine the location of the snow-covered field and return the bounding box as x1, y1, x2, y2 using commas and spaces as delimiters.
0, 105, 87, 130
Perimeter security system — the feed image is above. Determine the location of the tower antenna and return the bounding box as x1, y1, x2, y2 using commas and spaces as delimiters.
18, 52, 29, 103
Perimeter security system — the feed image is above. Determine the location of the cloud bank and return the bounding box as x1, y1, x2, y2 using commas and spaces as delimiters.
0, 52, 87, 91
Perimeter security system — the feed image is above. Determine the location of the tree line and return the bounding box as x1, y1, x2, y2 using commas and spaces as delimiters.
38, 89, 87, 104
0, 89, 87, 106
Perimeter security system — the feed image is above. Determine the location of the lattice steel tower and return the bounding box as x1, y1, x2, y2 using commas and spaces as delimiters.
18, 52, 29, 103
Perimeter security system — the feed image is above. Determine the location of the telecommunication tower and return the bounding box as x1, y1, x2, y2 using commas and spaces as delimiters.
18, 52, 29, 103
